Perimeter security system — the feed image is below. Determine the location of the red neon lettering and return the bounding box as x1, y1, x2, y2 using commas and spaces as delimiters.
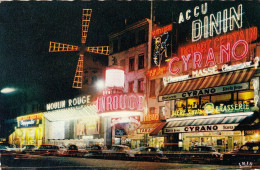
106, 96, 112, 111
205, 48, 216, 66
120, 95, 127, 110
220, 43, 231, 63
193, 52, 202, 69
169, 57, 180, 75
232, 40, 248, 60
112, 95, 119, 110
182, 54, 191, 71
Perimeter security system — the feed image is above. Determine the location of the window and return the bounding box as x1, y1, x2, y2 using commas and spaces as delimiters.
129, 57, 135, 72
149, 107, 155, 114
150, 80, 155, 97
138, 79, 144, 93
129, 81, 134, 93
138, 54, 144, 69
138, 29, 146, 44
129, 32, 136, 47
113, 40, 118, 53
84, 78, 88, 85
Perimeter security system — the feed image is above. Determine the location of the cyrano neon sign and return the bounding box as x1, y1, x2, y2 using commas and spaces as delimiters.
169, 27, 257, 75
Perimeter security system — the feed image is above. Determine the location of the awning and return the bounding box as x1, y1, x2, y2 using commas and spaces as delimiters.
44, 104, 98, 121
136, 122, 166, 134
164, 112, 254, 133
159, 68, 256, 100
150, 122, 167, 136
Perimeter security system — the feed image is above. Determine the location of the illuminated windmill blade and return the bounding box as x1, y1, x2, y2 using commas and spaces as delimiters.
49, 42, 79, 52
72, 54, 84, 89
81, 9, 92, 44
85, 46, 110, 55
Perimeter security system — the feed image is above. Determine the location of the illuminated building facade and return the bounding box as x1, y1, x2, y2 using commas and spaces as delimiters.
158, 2, 260, 151
9, 113, 44, 148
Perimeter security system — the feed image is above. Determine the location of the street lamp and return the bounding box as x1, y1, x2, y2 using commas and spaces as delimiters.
1, 87, 17, 94
96, 80, 105, 91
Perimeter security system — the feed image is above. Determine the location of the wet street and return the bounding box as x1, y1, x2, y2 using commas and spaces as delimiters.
1, 154, 260, 170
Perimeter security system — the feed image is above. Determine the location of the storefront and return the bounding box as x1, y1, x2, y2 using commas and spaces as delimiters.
157, 2, 260, 152
44, 95, 102, 148
9, 113, 44, 148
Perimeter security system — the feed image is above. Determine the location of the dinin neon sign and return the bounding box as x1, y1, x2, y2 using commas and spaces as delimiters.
169, 27, 258, 75
96, 93, 144, 113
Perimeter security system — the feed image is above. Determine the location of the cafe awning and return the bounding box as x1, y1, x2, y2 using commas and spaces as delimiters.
44, 104, 98, 121
136, 122, 166, 135
159, 68, 256, 99
164, 112, 255, 133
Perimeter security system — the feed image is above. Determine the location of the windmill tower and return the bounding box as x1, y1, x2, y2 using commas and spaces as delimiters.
49, 9, 109, 89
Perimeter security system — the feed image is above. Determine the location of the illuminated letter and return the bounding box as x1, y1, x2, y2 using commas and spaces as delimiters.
210, 12, 221, 37
169, 57, 180, 75
194, 6, 199, 17
112, 95, 119, 110
192, 19, 202, 42
201, 2, 207, 14
204, 16, 209, 39
232, 40, 248, 60
178, 12, 185, 24
193, 52, 202, 69
106, 96, 112, 111
182, 54, 191, 71
205, 48, 216, 66
220, 43, 230, 63
223, 9, 228, 33
229, 4, 243, 30
186, 9, 191, 20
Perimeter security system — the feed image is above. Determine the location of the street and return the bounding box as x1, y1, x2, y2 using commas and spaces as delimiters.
1, 154, 260, 170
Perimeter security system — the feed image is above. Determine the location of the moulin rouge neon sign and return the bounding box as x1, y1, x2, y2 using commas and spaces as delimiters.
169, 2, 258, 76
96, 93, 144, 114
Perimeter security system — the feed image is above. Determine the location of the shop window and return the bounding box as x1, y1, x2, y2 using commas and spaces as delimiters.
150, 80, 155, 97
238, 91, 254, 106
211, 93, 231, 105
129, 57, 135, 72
129, 81, 134, 93
138, 54, 144, 70
201, 96, 210, 107
149, 107, 155, 114
175, 99, 187, 110
138, 79, 144, 93
187, 98, 199, 110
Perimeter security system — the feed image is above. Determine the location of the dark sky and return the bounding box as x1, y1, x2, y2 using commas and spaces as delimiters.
0, 1, 259, 119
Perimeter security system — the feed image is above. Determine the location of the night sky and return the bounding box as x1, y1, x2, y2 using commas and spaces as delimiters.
0, 1, 260, 119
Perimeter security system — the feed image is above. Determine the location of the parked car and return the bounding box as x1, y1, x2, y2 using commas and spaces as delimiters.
21, 145, 38, 154
57, 145, 86, 157
165, 146, 222, 163
223, 142, 260, 165
6, 144, 21, 152
130, 147, 168, 161
102, 145, 133, 160
84, 145, 104, 158
30, 144, 59, 156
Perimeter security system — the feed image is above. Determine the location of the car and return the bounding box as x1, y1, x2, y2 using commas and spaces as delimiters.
102, 145, 133, 160
165, 146, 222, 163
30, 144, 60, 156
84, 145, 104, 158
223, 142, 260, 165
130, 147, 168, 161
21, 145, 38, 154
57, 145, 86, 157
5, 144, 21, 152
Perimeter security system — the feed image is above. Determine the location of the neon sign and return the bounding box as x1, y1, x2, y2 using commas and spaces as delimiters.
143, 113, 159, 122
152, 24, 172, 37
146, 66, 167, 78
96, 93, 144, 114
169, 27, 258, 75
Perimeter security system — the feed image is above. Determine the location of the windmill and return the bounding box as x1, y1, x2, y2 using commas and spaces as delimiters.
49, 9, 109, 89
